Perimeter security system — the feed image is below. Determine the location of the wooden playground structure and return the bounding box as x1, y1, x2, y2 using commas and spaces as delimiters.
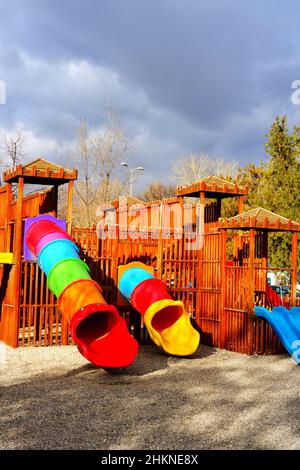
0, 159, 299, 355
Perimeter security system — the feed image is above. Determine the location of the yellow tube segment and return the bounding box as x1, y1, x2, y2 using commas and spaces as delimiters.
144, 299, 200, 356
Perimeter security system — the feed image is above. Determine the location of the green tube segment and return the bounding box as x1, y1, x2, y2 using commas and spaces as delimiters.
47, 258, 91, 297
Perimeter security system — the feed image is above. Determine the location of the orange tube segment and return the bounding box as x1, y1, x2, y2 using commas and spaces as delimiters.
58, 279, 105, 323
59, 278, 139, 367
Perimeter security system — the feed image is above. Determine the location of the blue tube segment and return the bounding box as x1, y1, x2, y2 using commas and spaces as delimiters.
38, 239, 80, 276
119, 267, 155, 301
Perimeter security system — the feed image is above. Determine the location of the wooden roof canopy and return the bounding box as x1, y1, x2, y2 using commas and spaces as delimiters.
176, 175, 247, 199
221, 207, 300, 232
109, 195, 146, 209
2, 158, 78, 185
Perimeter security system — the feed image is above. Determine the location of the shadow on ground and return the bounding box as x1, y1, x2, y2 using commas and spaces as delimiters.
1, 344, 300, 450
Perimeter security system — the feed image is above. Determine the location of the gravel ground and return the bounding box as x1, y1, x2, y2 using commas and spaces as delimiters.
1, 342, 300, 450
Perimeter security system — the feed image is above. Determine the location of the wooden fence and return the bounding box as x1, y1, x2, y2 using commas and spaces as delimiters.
15, 224, 291, 355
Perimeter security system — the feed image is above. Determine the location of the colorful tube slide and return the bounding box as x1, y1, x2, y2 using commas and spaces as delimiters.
25, 215, 138, 368
255, 306, 300, 364
119, 262, 200, 356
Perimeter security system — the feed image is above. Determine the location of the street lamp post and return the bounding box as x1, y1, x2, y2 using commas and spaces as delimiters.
120, 162, 144, 197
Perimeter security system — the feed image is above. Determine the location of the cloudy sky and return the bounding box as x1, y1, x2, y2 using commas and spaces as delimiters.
0, 0, 299, 186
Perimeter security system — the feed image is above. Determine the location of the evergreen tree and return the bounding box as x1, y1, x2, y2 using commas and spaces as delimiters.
259, 116, 300, 266
235, 116, 300, 267
237, 163, 264, 210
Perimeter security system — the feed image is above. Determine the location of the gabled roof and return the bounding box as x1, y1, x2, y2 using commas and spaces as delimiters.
203, 175, 237, 186
3, 158, 77, 185
176, 175, 247, 198
22, 158, 71, 172
103, 195, 146, 210
221, 207, 300, 232
119, 195, 145, 206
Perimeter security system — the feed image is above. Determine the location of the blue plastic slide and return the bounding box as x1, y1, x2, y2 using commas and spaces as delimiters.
255, 306, 300, 364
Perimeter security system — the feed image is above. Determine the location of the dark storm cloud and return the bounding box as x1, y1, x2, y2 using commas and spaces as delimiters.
0, 0, 299, 178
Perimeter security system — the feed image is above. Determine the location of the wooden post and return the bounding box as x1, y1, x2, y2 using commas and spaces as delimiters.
262, 231, 268, 305
12, 176, 24, 347
220, 228, 227, 349
5, 182, 12, 252
199, 191, 205, 228
238, 195, 244, 214
157, 202, 163, 279
52, 184, 59, 217
291, 232, 298, 306
67, 180, 74, 235
247, 228, 255, 354
196, 191, 205, 328
216, 197, 222, 220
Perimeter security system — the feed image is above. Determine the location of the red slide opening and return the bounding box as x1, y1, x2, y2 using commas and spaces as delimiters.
75, 309, 118, 343
70, 304, 138, 368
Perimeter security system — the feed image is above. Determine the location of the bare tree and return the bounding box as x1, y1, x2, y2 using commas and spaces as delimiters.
140, 181, 176, 202
172, 153, 238, 186
72, 120, 97, 227
66, 117, 129, 227
214, 158, 239, 179
93, 125, 128, 203
0, 129, 26, 169
172, 154, 211, 185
